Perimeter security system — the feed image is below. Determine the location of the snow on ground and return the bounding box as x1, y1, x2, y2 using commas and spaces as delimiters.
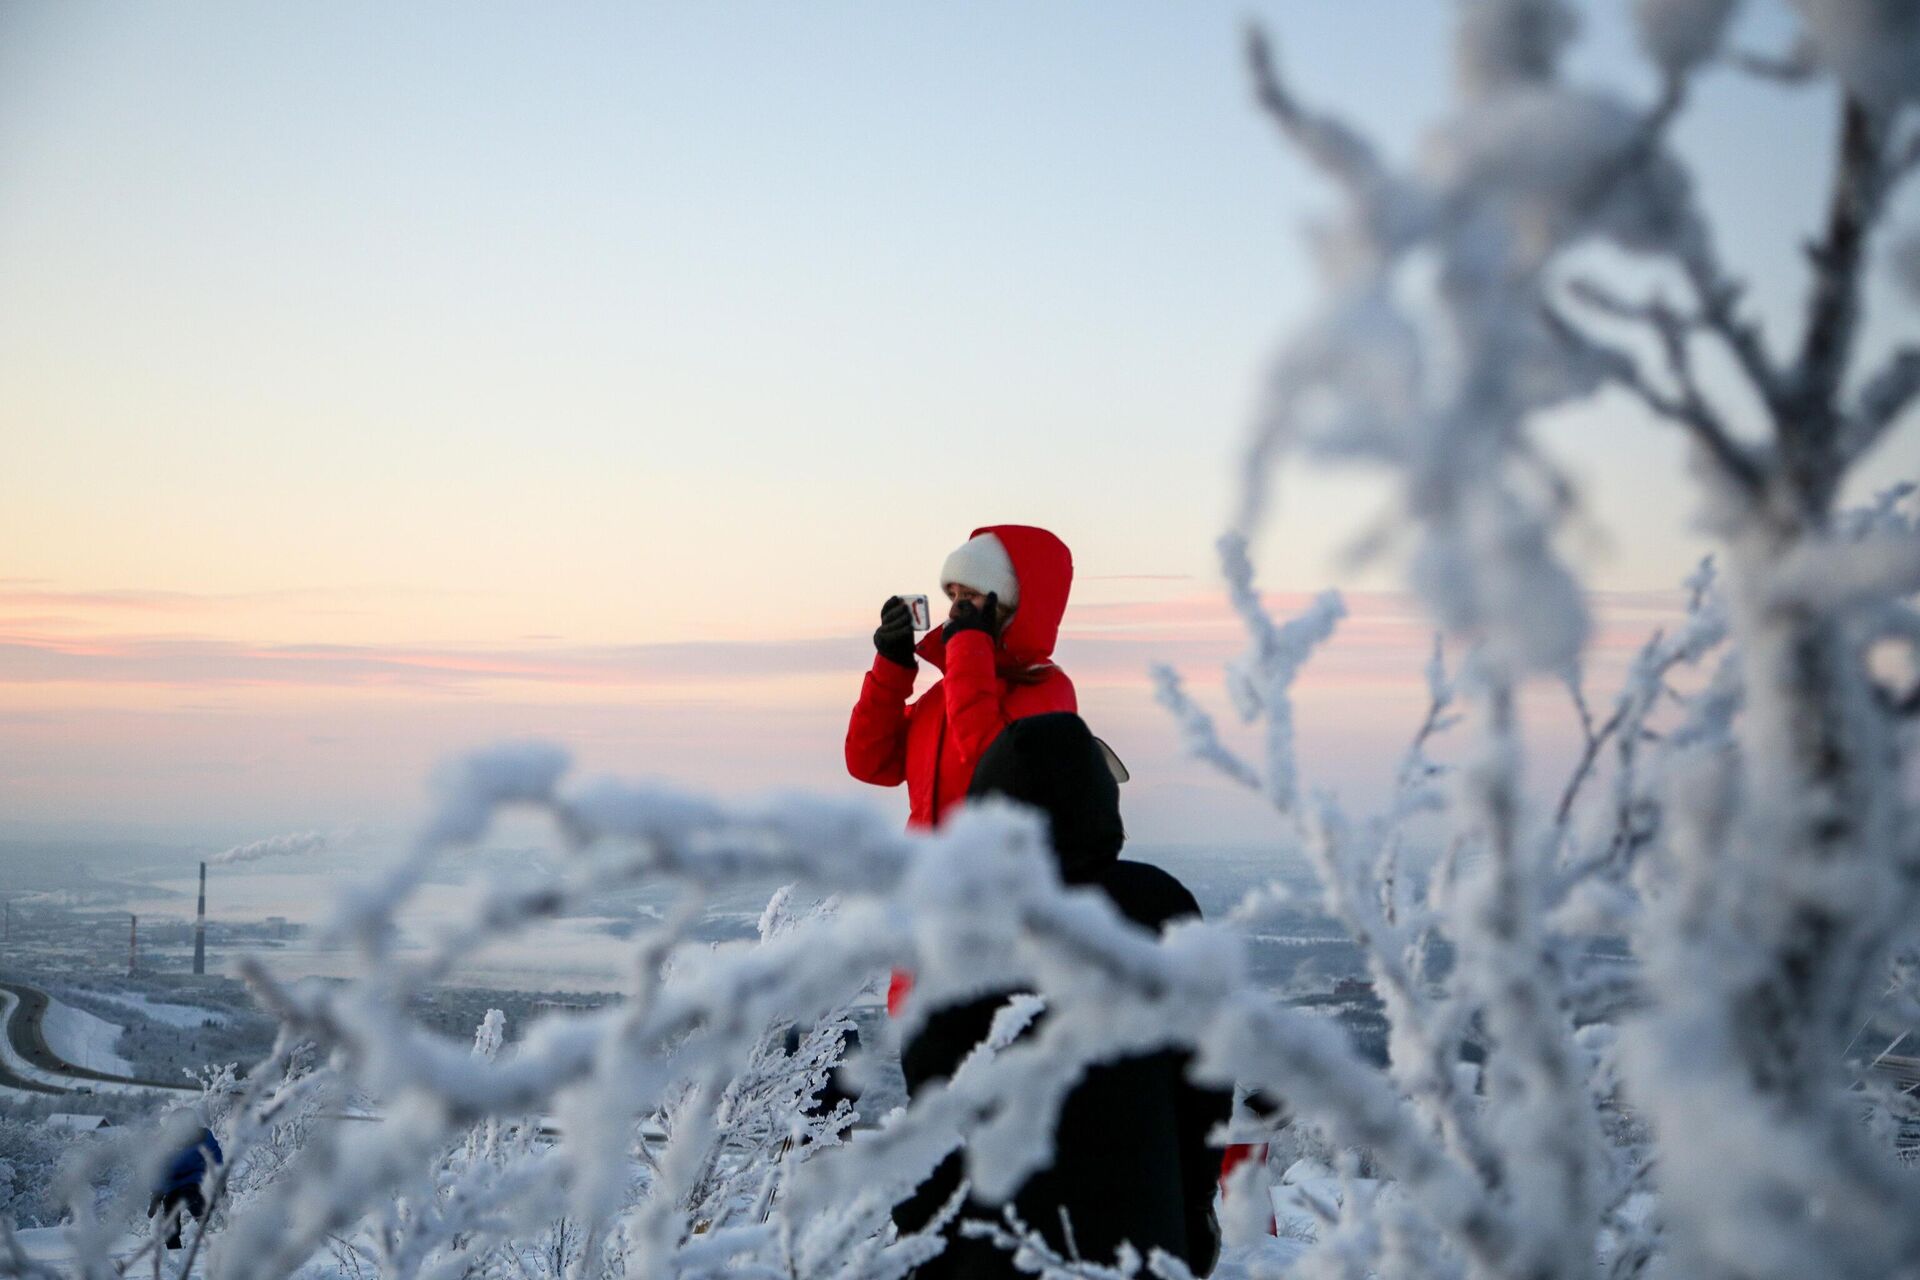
1214, 1237, 1312, 1276
13, 1227, 145, 1267
11, 1223, 1306, 1280
8, 1226, 223, 1276
40, 997, 135, 1075
99, 992, 230, 1028
1269, 1158, 1381, 1252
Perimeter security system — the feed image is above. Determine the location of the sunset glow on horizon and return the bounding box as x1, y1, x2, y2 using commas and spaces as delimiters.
0, 576, 1690, 844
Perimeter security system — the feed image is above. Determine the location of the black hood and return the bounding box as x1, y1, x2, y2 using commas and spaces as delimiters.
967, 713, 1123, 884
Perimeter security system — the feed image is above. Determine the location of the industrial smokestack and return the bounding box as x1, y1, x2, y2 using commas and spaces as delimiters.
193, 860, 207, 976
129, 913, 138, 977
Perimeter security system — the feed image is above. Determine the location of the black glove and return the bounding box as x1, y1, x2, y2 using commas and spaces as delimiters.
942, 591, 1000, 642
873, 596, 917, 669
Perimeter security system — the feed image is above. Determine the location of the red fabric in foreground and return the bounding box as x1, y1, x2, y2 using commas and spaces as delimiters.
887, 968, 914, 1017
1219, 1142, 1277, 1236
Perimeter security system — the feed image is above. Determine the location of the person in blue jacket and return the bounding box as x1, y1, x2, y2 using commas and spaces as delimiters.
148, 1125, 222, 1249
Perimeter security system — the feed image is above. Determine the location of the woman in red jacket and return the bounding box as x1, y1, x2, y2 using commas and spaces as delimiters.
845, 524, 1077, 829
846, 525, 1076, 1014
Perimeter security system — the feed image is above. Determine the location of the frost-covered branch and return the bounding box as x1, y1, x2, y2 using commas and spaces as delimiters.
1541, 293, 1764, 494
1148, 665, 1262, 793
51, 732, 1511, 1280
1777, 98, 1898, 511
1674, 236, 1788, 414
1846, 346, 1920, 462
1244, 25, 1423, 259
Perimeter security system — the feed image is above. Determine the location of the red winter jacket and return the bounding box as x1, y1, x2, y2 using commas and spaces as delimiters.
845, 524, 1077, 829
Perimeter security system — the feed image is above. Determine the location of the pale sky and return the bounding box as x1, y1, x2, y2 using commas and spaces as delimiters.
2, 2, 1915, 848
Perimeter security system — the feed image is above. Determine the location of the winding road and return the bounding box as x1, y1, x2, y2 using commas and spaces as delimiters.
0, 986, 59, 1095
0, 979, 195, 1094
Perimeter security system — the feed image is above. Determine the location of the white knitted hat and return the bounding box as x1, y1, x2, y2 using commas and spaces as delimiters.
940, 532, 1019, 606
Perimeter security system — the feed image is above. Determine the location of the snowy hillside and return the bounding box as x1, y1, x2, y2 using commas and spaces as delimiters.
38, 998, 132, 1076
100, 993, 229, 1029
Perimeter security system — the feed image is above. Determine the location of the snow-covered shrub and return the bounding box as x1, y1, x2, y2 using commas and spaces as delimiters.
0, 1119, 80, 1229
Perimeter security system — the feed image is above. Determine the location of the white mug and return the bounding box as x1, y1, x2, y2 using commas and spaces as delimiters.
901, 594, 932, 631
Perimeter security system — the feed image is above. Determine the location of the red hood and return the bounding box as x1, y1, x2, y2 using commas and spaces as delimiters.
917, 525, 1073, 672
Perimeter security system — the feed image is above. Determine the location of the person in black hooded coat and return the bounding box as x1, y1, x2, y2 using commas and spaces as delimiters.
891, 712, 1231, 1278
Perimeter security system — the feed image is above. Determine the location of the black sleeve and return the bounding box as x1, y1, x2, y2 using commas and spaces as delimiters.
893, 992, 1016, 1240
1173, 1054, 1233, 1271
899, 991, 1018, 1096
891, 1148, 963, 1238
1096, 860, 1202, 935
1099, 864, 1226, 1269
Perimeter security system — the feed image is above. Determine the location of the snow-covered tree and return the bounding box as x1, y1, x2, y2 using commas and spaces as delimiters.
1164, 1, 1920, 1276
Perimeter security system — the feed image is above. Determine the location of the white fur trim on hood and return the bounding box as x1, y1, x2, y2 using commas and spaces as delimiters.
940, 532, 1019, 606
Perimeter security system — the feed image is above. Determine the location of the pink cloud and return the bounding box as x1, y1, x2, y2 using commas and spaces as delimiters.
0, 634, 863, 690
1078, 574, 1197, 582
0, 589, 1690, 694
0, 588, 219, 613
0, 583, 481, 617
